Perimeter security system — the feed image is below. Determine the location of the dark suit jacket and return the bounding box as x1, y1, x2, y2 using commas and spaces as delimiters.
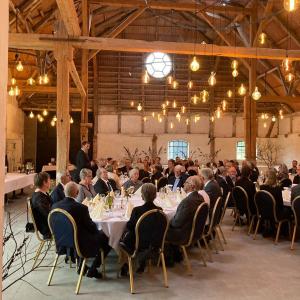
75, 149, 91, 182
250, 167, 259, 182
118, 166, 132, 175
93, 178, 117, 195
167, 191, 204, 244
139, 169, 150, 180
31, 191, 52, 238
293, 175, 300, 185
235, 177, 256, 215
50, 183, 65, 204
260, 185, 284, 216
291, 184, 300, 202
279, 178, 292, 189
204, 180, 222, 217
151, 172, 163, 184
52, 197, 103, 257
168, 174, 188, 190
215, 175, 230, 200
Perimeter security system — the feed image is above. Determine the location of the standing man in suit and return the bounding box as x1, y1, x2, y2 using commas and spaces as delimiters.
168, 165, 188, 192
75, 141, 94, 183
52, 182, 111, 279
200, 168, 222, 218
94, 168, 117, 195
50, 171, 72, 204
166, 176, 204, 244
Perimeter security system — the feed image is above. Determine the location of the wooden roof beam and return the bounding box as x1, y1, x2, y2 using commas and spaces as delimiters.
69, 60, 87, 98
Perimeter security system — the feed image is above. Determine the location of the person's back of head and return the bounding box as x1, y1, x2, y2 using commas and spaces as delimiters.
265, 169, 277, 187
141, 183, 157, 203
34, 172, 50, 189
241, 165, 251, 178
64, 182, 79, 199
200, 168, 214, 182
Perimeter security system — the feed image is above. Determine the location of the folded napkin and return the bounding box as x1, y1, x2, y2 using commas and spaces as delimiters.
180, 187, 187, 199
90, 201, 105, 219
125, 201, 134, 218
92, 194, 100, 204
82, 197, 90, 207
134, 185, 142, 196
282, 189, 291, 202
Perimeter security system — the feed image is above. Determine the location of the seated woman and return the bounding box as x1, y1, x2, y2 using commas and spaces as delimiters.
151, 164, 163, 184
123, 168, 143, 193
138, 159, 151, 181
76, 168, 97, 203
31, 172, 52, 239
277, 163, 292, 188
120, 183, 161, 274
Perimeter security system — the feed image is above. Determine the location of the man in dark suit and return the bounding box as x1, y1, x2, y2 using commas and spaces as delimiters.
52, 182, 111, 279
168, 165, 188, 192
200, 168, 222, 218
291, 184, 300, 202
166, 176, 204, 244
215, 166, 230, 200
289, 160, 298, 174
75, 141, 93, 182
94, 168, 117, 195
118, 159, 132, 175
293, 165, 300, 184
50, 170, 72, 204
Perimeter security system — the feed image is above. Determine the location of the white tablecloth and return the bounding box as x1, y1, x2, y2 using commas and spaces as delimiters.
41, 164, 76, 172
92, 194, 178, 250
4, 173, 36, 194
282, 190, 291, 207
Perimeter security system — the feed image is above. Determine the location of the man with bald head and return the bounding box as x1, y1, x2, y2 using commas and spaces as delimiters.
168, 164, 188, 192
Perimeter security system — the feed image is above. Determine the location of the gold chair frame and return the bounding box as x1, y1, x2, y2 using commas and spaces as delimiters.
218, 192, 232, 244
27, 198, 52, 270
47, 208, 106, 295
120, 209, 169, 294
290, 196, 300, 250
157, 176, 168, 191
253, 190, 290, 245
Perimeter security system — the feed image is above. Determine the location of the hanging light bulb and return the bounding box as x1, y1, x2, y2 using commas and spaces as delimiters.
280, 114, 284, 119
185, 118, 190, 125
238, 83, 247, 96
27, 77, 35, 85
187, 80, 193, 89
258, 32, 267, 45
190, 56, 200, 72
166, 100, 170, 106
143, 116, 147, 122
172, 100, 177, 108
167, 75, 173, 85
38, 116, 44, 122
232, 68, 239, 78
158, 117, 163, 123
8, 86, 15, 96
176, 112, 181, 122
227, 90, 233, 98
263, 122, 267, 128
143, 70, 150, 84
29, 111, 34, 119
265, 113, 269, 119
251, 86, 261, 100
261, 113, 265, 120
130, 101, 135, 107
137, 103, 143, 111
284, 0, 299, 12
51, 120, 55, 127
162, 103, 166, 109
53, 115, 57, 122
43, 74, 49, 84
279, 109, 283, 115
181, 106, 186, 114
210, 116, 215, 122
191, 94, 199, 104
282, 57, 292, 72
231, 60, 239, 69
194, 115, 200, 123
285, 72, 295, 82
70, 117, 74, 124
16, 60, 24, 72
170, 122, 174, 129
14, 86, 20, 96
162, 109, 167, 116
200, 90, 209, 103
11, 78, 17, 85
222, 100, 227, 111
216, 106, 222, 119
42, 109, 48, 116
208, 72, 216, 86
152, 112, 155, 118
272, 115, 276, 122
172, 80, 179, 89
38, 75, 43, 85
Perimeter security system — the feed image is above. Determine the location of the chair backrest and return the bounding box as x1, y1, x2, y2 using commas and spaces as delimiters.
254, 190, 278, 222
157, 177, 168, 191
141, 177, 151, 183
220, 191, 231, 223
232, 186, 251, 218
185, 202, 209, 247
48, 208, 83, 258
134, 209, 169, 256
27, 198, 44, 242
292, 196, 300, 227
207, 197, 223, 235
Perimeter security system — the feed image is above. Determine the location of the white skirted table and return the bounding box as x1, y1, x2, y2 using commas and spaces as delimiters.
282, 189, 291, 207
4, 173, 36, 194
41, 164, 76, 172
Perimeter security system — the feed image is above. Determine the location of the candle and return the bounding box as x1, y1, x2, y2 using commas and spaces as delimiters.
155, 179, 158, 189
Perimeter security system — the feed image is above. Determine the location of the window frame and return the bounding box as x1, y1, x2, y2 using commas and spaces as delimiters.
168, 140, 189, 160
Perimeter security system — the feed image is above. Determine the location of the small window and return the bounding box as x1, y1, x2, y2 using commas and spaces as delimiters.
168, 140, 189, 160
236, 141, 245, 160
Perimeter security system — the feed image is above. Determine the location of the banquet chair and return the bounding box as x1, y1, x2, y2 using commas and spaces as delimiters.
202, 197, 223, 261
174, 202, 209, 275
47, 208, 106, 295
157, 177, 168, 191
254, 190, 290, 244
218, 192, 232, 244
232, 186, 255, 235
27, 198, 52, 270
120, 209, 169, 294
141, 177, 151, 183
290, 196, 300, 250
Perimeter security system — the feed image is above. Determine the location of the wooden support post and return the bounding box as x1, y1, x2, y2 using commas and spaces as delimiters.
92, 55, 98, 159
0, 0, 8, 294
54, 20, 73, 174
209, 88, 215, 161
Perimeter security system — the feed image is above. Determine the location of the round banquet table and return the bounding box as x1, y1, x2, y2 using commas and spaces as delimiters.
92, 194, 178, 250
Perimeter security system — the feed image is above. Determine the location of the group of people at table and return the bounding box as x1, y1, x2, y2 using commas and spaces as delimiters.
30, 141, 300, 280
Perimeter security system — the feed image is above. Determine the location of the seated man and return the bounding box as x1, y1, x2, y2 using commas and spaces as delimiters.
166, 176, 204, 245
50, 171, 71, 204
31, 172, 52, 239
168, 165, 188, 192
93, 167, 117, 195
52, 182, 111, 279
293, 165, 300, 184
289, 160, 298, 175
123, 168, 143, 193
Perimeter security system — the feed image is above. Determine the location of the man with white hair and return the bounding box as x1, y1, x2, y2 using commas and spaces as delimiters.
168, 164, 188, 192
52, 182, 111, 279
123, 168, 143, 193
94, 167, 117, 195
50, 170, 72, 204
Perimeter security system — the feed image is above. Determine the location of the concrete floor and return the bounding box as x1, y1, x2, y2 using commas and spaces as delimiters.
3, 191, 300, 300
